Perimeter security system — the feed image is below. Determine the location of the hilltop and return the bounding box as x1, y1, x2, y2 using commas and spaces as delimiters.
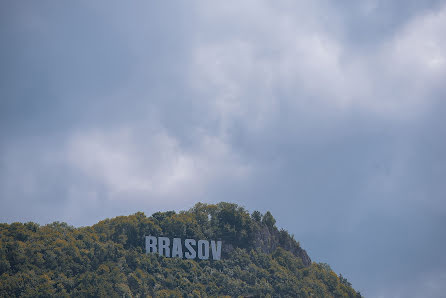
0, 202, 361, 297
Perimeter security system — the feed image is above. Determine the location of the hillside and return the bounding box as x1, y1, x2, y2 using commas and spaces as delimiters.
0, 202, 361, 297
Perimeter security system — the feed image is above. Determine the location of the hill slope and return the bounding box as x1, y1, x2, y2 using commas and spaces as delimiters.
0, 202, 361, 297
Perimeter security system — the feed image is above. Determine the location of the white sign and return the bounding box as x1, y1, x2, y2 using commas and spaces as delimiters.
145, 236, 222, 260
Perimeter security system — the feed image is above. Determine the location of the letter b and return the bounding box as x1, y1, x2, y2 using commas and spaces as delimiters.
146, 236, 157, 254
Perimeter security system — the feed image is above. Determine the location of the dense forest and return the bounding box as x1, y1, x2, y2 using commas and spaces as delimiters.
0, 202, 361, 297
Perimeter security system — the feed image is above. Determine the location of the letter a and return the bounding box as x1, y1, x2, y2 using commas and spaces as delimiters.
172, 238, 183, 258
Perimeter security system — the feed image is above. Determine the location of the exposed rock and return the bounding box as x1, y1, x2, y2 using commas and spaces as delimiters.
252, 225, 311, 267
220, 224, 311, 267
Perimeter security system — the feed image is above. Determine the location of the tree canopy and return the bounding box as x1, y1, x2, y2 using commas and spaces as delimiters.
0, 202, 361, 297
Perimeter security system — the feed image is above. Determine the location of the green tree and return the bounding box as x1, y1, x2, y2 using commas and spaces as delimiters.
262, 211, 276, 228
251, 211, 262, 222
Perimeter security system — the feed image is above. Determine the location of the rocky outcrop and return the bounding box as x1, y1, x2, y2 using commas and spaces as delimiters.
221, 224, 311, 267
252, 225, 311, 267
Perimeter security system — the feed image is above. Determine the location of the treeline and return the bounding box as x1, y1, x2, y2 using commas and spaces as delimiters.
0, 202, 361, 297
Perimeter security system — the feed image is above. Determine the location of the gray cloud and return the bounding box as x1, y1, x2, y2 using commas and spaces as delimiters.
1, 1, 446, 296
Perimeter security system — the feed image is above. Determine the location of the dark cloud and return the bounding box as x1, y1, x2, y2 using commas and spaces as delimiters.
1, 1, 446, 297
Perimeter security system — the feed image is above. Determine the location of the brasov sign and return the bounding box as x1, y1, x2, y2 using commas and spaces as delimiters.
145, 236, 222, 260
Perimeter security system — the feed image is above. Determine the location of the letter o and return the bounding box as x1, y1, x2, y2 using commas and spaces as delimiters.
197, 240, 209, 260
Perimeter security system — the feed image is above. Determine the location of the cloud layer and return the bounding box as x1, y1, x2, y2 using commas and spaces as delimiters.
1, 1, 446, 296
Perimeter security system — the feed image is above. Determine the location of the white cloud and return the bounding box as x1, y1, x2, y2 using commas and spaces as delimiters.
66, 127, 251, 204
391, 6, 446, 74
189, 1, 446, 129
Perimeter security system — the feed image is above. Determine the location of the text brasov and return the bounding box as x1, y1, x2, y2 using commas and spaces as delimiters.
145, 236, 222, 260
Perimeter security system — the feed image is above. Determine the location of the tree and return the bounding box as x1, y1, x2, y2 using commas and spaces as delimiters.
262, 211, 276, 228
251, 211, 262, 222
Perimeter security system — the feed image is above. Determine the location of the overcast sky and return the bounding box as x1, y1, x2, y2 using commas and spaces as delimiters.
1, 1, 446, 297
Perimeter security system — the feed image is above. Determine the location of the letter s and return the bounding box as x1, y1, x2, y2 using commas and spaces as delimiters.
184, 239, 196, 259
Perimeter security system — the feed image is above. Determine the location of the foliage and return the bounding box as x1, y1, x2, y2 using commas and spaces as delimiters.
262, 211, 276, 228
0, 202, 361, 297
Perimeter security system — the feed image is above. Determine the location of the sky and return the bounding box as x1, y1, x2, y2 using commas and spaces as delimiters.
1, 1, 446, 296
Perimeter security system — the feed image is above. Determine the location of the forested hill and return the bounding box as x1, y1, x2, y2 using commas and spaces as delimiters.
0, 202, 361, 297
